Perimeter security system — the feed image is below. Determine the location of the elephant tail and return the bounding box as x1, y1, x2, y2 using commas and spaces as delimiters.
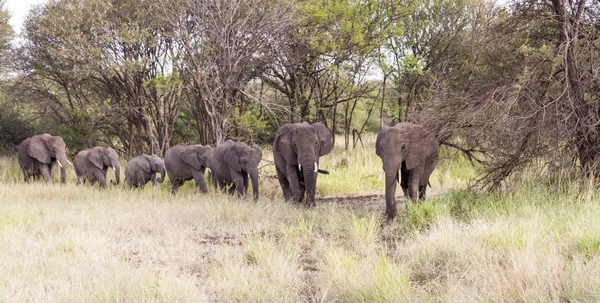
428, 181, 432, 188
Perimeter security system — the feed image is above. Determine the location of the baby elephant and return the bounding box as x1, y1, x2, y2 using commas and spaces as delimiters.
209, 140, 262, 200
125, 154, 165, 188
164, 143, 213, 194
73, 146, 120, 188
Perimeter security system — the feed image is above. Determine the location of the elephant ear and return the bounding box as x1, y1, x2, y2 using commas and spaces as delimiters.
312, 122, 333, 156
27, 135, 51, 164
88, 148, 104, 169
375, 126, 390, 158
273, 124, 297, 165
225, 145, 242, 172
405, 124, 432, 170
181, 147, 203, 170
137, 155, 152, 173
251, 144, 262, 162
107, 148, 120, 167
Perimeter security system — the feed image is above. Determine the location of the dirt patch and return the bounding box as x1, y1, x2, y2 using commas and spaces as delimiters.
318, 194, 390, 212
316, 186, 453, 212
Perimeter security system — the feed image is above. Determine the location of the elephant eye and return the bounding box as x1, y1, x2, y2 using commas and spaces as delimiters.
401, 144, 406, 150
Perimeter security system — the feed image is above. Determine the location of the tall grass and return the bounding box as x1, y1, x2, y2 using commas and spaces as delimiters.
1, 140, 600, 302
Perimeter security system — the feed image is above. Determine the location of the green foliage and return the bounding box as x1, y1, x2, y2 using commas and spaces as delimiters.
231, 102, 272, 143
0, 102, 35, 154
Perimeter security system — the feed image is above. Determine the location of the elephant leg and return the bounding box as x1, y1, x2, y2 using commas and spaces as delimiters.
230, 170, 245, 198
151, 173, 157, 186
191, 169, 208, 193
419, 157, 438, 201
418, 185, 427, 200
49, 164, 55, 179
285, 165, 302, 203
275, 166, 291, 201
171, 179, 184, 194
94, 170, 107, 189
40, 165, 51, 183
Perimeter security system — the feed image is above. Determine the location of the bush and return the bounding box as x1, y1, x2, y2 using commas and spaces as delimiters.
0, 103, 35, 155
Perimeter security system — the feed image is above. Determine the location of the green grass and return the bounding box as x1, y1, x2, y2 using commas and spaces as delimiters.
1, 139, 600, 302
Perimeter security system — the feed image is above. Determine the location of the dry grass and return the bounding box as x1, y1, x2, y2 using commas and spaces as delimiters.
1, 139, 600, 302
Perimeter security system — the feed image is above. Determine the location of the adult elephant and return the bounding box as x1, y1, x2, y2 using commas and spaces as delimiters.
273, 122, 333, 206
18, 134, 69, 183
164, 143, 213, 194
73, 147, 120, 188
376, 122, 440, 219
124, 154, 165, 188
209, 140, 262, 200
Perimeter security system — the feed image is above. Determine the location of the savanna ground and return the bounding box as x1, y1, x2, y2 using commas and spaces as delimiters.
1, 136, 600, 302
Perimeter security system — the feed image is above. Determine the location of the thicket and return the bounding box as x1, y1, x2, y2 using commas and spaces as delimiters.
0, 0, 599, 189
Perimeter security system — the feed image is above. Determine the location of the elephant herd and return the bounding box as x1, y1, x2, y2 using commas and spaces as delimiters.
16, 122, 440, 218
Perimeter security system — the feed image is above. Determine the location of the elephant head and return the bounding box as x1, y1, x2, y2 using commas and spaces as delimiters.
181, 144, 213, 172
224, 142, 262, 200
376, 122, 439, 218
148, 154, 166, 183
274, 122, 333, 205
29, 134, 68, 183
89, 147, 121, 184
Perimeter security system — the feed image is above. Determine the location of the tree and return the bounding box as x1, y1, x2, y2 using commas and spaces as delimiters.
19, 0, 187, 156
418, 0, 600, 189
159, 0, 296, 144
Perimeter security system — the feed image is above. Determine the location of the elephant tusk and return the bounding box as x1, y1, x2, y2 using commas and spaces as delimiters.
298, 164, 302, 171
112, 166, 116, 171
67, 160, 73, 166
378, 170, 384, 181
207, 168, 212, 173
314, 162, 318, 173
57, 161, 63, 168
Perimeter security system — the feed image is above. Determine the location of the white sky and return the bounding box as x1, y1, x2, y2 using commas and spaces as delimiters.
6, 0, 46, 36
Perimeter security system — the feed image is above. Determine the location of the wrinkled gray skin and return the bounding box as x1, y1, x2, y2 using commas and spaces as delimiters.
124, 154, 165, 188
164, 143, 213, 194
73, 147, 120, 188
376, 122, 440, 219
18, 134, 68, 183
273, 122, 333, 206
209, 140, 262, 201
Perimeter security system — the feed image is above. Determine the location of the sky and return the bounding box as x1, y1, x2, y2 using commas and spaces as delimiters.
6, 0, 509, 38
6, 0, 46, 36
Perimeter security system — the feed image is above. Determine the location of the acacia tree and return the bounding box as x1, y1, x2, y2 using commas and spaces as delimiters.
159, 0, 295, 144
19, 0, 187, 156
259, 0, 396, 149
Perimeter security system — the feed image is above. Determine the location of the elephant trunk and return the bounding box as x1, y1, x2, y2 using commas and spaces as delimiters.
248, 168, 259, 201
303, 164, 318, 207
384, 172, 398, 219
57, 154, 68, 184
113, 163, 121, 185
158, 165, 165, 183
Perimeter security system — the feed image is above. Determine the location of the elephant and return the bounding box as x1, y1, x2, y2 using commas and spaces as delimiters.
124, 154, 165, 188
208, 140, 262, 200
73, 147, 121, 188
164, 143, 213, 194
273, 122, 333, 206
18, 134, 70, 183
376, 122, 440, 219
